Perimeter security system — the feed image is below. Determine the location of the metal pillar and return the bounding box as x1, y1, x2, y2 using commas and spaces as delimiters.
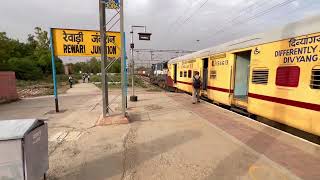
120, 0, 126, 116
130, 29, 137, 102
99, 0, 108, 117
129, 25, 148, 102
124, 33, 128, 108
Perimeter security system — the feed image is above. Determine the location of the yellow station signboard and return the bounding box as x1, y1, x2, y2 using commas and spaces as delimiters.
52, 28, 121, 58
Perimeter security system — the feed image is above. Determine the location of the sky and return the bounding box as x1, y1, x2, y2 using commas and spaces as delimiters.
1, 0, 320, 64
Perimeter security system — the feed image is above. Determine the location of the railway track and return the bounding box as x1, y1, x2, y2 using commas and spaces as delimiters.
136, 75, 164, 90
137, 75, 151, 84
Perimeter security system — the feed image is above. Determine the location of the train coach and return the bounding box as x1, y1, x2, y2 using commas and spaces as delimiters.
167, 16, 320, 136
150, 61, 168, 88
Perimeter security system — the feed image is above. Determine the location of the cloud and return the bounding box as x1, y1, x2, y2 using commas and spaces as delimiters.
1, 0, 320, 64
292, 1, 300, 8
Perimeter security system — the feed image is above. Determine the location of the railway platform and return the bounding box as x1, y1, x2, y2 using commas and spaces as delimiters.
5, 84, 318, 179
126, 89, 320, 180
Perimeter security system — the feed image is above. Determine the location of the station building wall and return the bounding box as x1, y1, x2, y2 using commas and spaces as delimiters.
0, 71, 18, 103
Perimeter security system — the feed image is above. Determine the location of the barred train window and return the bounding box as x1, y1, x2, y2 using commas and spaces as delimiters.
252, 68, 269, 85
276, 66, 300, 87
180, 71, 182, 77
184, 71, 187, 77
210, 70, 217, 79
311, 67, 320, 89
188, 70, 192, 78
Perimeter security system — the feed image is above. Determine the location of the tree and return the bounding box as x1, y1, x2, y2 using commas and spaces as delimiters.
73, 62, 83, 74
108, 60, 121, 73
8, 57, 42, 80
33, 27, 49, 55
55, 57, 64, 74
0, 32, 12, 70
31, 27, 64, 76
88, 57, 101, 74
0, 27, 64, 80
0, 32, 34, 71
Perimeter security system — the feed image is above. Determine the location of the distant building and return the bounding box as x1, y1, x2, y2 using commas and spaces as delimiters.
64, 64, 73, 75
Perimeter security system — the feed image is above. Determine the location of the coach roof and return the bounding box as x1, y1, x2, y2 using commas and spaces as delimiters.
169, 15, 320, 64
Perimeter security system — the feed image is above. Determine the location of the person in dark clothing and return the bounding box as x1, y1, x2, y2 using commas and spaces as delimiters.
68, 76, 73, 88
192, 71, 201, 104
82, 74, 85, 83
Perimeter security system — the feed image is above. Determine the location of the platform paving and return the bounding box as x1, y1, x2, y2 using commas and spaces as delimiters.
121, 91, 320, 180
168, 93, 320, 180
0, 84, 319, 180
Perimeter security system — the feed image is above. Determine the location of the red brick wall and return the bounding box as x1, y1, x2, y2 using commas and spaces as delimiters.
0, 72, 18, 103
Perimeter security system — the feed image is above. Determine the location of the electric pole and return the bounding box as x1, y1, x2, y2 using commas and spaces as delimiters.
99, 0, 108, 117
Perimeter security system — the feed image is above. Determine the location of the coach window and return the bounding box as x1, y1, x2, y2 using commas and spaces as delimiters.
276, 66, 300, 87
180, 71, 182, 77
311, 66, 320, 89
210, 70, 217, 79
188, 70, 192, 78
252, 68, 269, 85
184, 71, 187, 77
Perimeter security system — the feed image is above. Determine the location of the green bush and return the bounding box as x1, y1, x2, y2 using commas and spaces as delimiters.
128, 76, 147, 88
8, 57, 42, 80
108, 61, 121, 73
56, 74, 69, 82
108, 73, 121, 82
90, 75, 101, 82
72, 74, 82, 80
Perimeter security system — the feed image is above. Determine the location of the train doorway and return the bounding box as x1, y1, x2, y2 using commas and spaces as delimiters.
234, 50, 251, 102
173, 64, 177, 83
202, 58, 209, 90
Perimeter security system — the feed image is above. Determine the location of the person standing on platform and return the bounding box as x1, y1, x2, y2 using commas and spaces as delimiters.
68, 75, 73, 88
192, 71, 201, 104
82, 74, 85, 83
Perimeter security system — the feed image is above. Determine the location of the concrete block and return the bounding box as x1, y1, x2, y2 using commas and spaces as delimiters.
95, 114, 130, 126
0, 71, 18, 103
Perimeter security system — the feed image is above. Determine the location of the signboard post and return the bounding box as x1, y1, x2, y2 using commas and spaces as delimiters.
49, 28, 121, 114
120, 0, 126, 116
104, 0, 120, 9
51, 29, 121, 58
50, 0, 126, 118
100, 0, 126, 117
99, 0, 108, 117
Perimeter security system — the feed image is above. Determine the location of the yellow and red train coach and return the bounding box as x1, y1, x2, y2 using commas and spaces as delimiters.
167, 16, 320, 136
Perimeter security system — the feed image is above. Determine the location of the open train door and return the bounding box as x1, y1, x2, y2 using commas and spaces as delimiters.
173, 64, 177, 83
232, 50, 251, 109
201, 58, 209, 97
